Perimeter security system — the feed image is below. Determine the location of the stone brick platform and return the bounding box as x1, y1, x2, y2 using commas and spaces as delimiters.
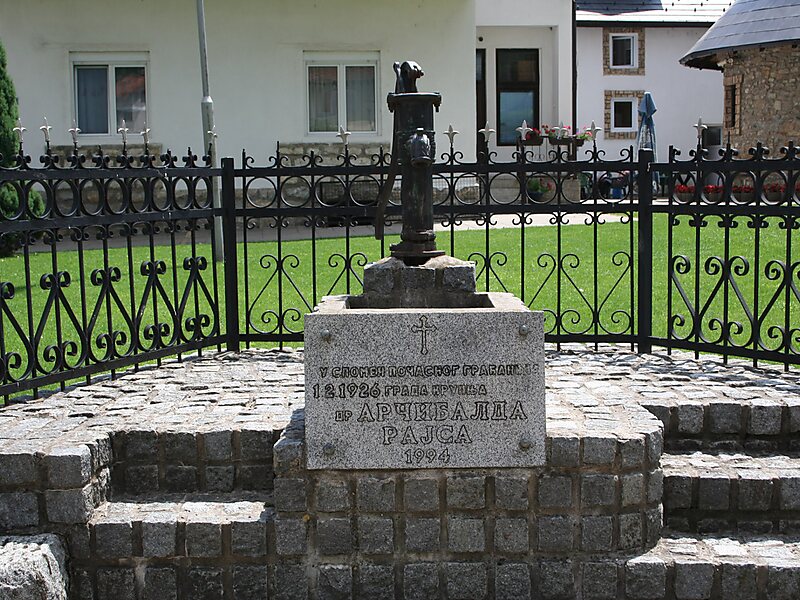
0, 347, 798, 599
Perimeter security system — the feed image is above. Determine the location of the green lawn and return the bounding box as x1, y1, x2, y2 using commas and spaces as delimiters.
1, 212, 798, 398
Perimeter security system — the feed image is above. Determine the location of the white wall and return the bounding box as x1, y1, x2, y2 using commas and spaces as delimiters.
576, 26, 723, 160
0, 0, 476, 162
476, 0, 573, 161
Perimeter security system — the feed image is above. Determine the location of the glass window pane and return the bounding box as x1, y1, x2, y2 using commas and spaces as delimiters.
114, 67, 147, 132
345, 66, 375, 132
613, 101, 633, 129
499, 91, 534, 144
612, 37, 633, 66
76, 66, 109, 134
497, 50, 538, 84
309, 66, 338, 132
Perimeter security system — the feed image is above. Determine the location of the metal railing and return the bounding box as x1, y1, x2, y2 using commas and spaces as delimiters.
1, 138, 798, 400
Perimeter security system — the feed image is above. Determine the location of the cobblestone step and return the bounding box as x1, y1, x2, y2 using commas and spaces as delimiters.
71, 493, 275, 599
663, 451, 800, 534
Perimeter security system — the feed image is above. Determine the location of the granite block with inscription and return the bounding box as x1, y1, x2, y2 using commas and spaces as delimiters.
305, 293, 545, 469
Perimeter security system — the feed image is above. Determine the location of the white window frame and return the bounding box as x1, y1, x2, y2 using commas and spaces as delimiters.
610, 98, 637, 133
609, 34, 637, 69
71, 52, 149, 137
304, 51, 380, 137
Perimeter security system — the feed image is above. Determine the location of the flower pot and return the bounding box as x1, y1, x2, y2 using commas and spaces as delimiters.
523, 134, 544, 146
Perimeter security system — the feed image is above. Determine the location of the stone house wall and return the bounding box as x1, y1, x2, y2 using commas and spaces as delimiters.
723, 45, 800, 152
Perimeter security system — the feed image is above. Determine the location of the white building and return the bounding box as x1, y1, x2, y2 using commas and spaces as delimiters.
576, 0, 731, 160
0, 0, 477, 162
0, 0, 728, 164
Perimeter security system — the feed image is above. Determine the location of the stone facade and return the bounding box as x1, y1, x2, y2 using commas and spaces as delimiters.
604, 90, 645, 140
1, 349, 800, 598
721, 45, 800, 151
602, 28, 646, 77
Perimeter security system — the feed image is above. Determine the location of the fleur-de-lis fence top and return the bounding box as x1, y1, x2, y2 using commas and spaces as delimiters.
478, 122, 495, 143
39, 117, 52, 144
68, 120, 81, 145
693, 117, 708, 140
12, 118, 26, 146
515, 120, 532, 140
141, 122, 151, 146
336, 126, 351, 146
117, 119, 130, 145
444, 124, 459, 146
589, 120, 602, 142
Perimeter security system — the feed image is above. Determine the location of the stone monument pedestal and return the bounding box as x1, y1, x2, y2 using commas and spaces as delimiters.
283, 255, 664, 598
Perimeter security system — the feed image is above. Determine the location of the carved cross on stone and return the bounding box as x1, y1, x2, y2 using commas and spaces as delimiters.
411, 315, 437, 355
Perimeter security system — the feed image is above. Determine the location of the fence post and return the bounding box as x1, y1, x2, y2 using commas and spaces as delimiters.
221, 157, 240, 353
637, 149, 654, 354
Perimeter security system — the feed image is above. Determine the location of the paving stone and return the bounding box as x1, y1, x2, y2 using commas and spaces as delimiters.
406, 517, 440, 553
581, 515, 613, 552
93, 520, 133, 558
749, 402, 782, 435
0, 492, 39, 529
233, 566, 268, 600
495, 476, 529, 510
317, 479, 351, 512
357, 477, 395, 512
125, 465, 159, 494
141, 516, 177, 557
46, 446, 92, 488
625, 556, 666, 600
274, 478, 308, 512
446, 562, 487, 600
404, 563, 439, 600
274, 517, 307, 555
96, 568, 136, 600
240, 429, 273, 461
205, 465, 234, 492
274, 565, 308, 600
708, 402, 742, 433
536, 559, 575, 600
163, 465, 197, 492
619, 512, 643, 550
448, 516, 485, 553
550, 436, 580, 467
185, 521, 222, 557
0, 535, 69, 600
622, 473, 645, 507
47, 485, 98, 524
538, 516, 574, 552
721, 563, 757, 599
447, 476, 486, 510
357, 516, 393, 554
583, 435, 617, 466
698, 475, 731, 510
318, 565, 352, 600
582, 562, 618, 600
317, 517, 353, 555
404, 477, 439, 512
676, 403, 704, 434
144, 567, 177, 600
231, 516, 267, 557
0, 453, 37, 487
358, 564, 394, 600
581, 474, 617, 508
124, 430, 158, 460
674, 560, 715, 600
202, 430, 233, 461
496, 563, 530, 600
766, 564, 800, 600
162, 431, 196, 463
620, 437, 646, 469
538, 475, 573, 509
495, 517, 528, 554
186, 567, 224, 600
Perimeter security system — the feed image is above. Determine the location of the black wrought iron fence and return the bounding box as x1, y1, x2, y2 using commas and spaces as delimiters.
1, 138, 798, 401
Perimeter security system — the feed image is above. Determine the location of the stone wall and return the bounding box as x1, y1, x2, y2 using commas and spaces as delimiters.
723, 45, 800, 151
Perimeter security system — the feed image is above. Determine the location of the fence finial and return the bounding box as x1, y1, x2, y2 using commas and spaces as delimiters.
693, 117, 707, 140
589, 120, 602, 143
69, 120, 81, 145
515, 120, 532, 141
444, 124, 459, 146
336, 126, 351, 146
117, 119, 129, 145
39, 117, 52, 144
13, 118, 26, 147
479, 122, 495, 144
141, 122, 151, 146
